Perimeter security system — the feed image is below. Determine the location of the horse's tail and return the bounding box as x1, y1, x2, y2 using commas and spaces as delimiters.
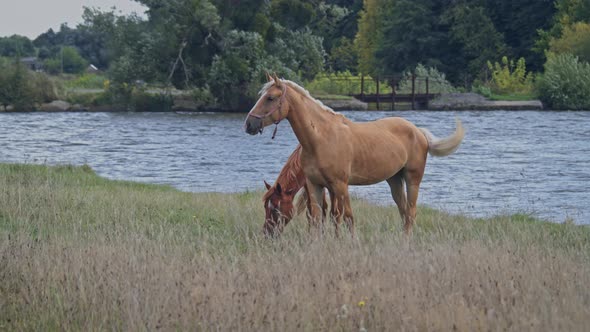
419, 118, 465, 157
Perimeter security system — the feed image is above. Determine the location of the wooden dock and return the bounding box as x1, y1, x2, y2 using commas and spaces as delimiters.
322, 75, 440, 110
350, 75, 440, 110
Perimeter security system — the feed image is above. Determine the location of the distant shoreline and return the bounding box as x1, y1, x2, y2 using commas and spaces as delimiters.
0, 92, 550, 113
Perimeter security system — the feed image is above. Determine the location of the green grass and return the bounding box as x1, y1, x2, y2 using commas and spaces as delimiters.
488, 92, 537, 101
62, 73, 108, 89
313, 94, 354, 101
1, 163, 589, 330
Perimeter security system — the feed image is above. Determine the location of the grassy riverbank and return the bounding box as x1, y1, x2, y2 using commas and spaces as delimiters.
1, 164, 589, 330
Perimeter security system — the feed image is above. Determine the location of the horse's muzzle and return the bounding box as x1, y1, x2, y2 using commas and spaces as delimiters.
245, 116, 263, 135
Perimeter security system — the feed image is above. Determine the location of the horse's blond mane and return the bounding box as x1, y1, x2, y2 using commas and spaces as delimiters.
259, 79, 343, 118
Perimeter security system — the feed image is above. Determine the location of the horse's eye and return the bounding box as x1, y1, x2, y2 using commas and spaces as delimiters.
267, 95, 275, 101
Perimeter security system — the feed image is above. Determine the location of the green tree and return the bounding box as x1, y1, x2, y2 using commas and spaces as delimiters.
484, 0, 556, 72
209, 30, 267, 109
550, 22, 590, 63
443, 2, 507, 84
535, 0, 588, 68
376, 0, 453, 77
134, 0, 221, 87
354, 0, 388, 76
270, 0, 315, 31
62, 46, 88, 74
0, 35, 35, 57
329, 37, 358, 72
267, 27, 326, 81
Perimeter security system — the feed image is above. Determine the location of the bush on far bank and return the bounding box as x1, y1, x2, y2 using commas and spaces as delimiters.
536, 52, 590, 110
0, 59, 62, 110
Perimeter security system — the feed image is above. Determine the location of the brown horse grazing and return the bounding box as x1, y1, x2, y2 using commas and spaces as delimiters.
245, 75, 464, 236
262, 144, 327, 237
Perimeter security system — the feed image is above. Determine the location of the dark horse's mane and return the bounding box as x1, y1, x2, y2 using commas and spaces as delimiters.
262, 144, 303, 202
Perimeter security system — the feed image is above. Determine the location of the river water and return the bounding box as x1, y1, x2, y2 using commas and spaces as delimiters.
1, 110, 588, 224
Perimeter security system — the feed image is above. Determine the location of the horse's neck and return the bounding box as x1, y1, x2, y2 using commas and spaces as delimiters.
276, 171, 306, 196
276, 149, 306, 194
286, 91, 332, 152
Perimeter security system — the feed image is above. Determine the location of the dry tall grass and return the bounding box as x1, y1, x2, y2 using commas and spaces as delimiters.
1, 164, 589, 331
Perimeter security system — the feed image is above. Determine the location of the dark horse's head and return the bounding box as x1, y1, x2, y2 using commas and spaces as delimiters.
262, 181, 297, 237
244, 73, 291, 136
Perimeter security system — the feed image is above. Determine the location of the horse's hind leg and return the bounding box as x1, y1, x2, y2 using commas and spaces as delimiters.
404, 168, 425, 234
386, 171, 407, 228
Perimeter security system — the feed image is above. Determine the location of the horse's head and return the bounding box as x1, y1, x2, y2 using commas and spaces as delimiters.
245, 73, 290, 135
262, 180, 296, 237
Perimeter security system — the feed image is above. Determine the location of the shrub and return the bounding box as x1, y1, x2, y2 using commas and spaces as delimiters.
536, 52, 590, 110
0, 60, 61, 110
30, 72, 62, 103
64, 73, 108, 89
130, 91, 173, 112
190, 86, 216, 109
0, 61, 33, 110
397, 64, 456, 94
486, 56, 534, 95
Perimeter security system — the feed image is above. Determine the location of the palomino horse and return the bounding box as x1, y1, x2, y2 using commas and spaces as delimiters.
245, 75, 464, 235
262, 144, 327, 237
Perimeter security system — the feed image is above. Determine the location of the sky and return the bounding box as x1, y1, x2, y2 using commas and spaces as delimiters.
0, 0, 147, 39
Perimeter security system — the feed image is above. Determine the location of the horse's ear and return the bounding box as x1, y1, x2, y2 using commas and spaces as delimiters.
275, 183, 282, 194
264, 180, 271, 190
273, 73, 281, 87
265, 71, 273, 82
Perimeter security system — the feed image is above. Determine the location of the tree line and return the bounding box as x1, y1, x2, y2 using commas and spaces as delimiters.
1, 0, 589, 109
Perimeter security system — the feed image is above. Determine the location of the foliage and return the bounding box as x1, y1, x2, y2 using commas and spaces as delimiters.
2, 0, 578, 107
270, 0, 315, 30
130, 91, 174, 112
535, 0, 590, 67
30, 72, 62, 103
0, 35, 35, 57
471, 84, 492, 98
486, 57, 534, 95
208, 30, 269, 109
443, 2, 508, 84
536, 52, 590, 110
483, 0, 556, 73
329, 37, 357, 73
209, 30, 300, 109
397, 64, 456, 94
354, 0, 387, 77
0, 60, 34, 110
376, 0, 453, 77
549, 22, 590, 64
43, 46, 88, 75
63, 73, 108, 89
268, 26, 326, 81
189, 86, 216, 108
357, 0, 556, 87
0, 60, 61, 110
